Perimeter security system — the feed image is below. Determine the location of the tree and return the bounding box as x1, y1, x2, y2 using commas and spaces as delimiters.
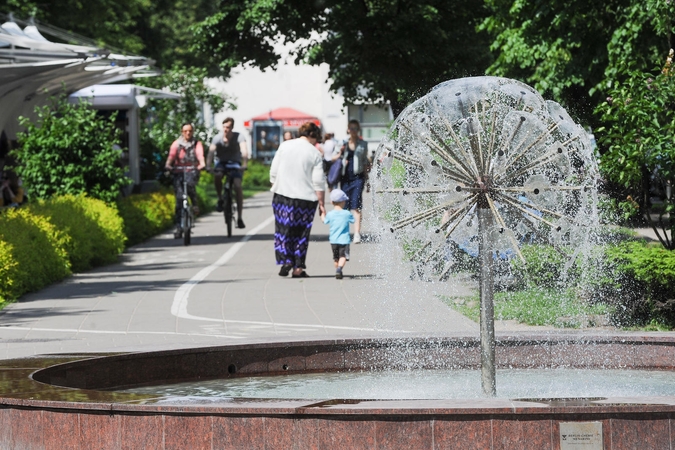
135, 66, 234, 180
480, 0, 671, 125
13, 95, 131, 203
191, 0, 493, 115
595, 56, 675, 249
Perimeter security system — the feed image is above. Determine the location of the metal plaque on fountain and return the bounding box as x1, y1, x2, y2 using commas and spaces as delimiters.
559, 422, 603, 449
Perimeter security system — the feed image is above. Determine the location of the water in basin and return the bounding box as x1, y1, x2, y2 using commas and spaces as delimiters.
119, 368, 675, 400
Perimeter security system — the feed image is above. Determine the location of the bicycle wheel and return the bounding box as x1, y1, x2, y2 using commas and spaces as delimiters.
224, 191, 233, 237
183, 211, 191, 246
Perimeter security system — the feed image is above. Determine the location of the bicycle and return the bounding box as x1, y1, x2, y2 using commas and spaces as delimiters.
172, 165, 198, 246
220, 161, 242, 237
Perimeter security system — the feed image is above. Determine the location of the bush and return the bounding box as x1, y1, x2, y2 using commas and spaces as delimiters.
0, 241, 18, 303
196, 171, 216, 213
27, 195, 125, 272
116, 190, 175, 246
605, 242, 675, 324
0, 208, 71, 301
13, 94, 131, 203
242, 160, 271, 191
511, 244, 574, 288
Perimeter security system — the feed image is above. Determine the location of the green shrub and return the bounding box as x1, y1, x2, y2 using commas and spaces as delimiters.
511, 244, 573, 288
242, 160, 270, 191
196, 171, 216, 213
0, 241, 18, 304
605, 242, 675, 324
116, 190, 175, 246
13, 94, 131, 203
0, 208, 71, 301
117, 171, 220, 246
27, 195, 125, 272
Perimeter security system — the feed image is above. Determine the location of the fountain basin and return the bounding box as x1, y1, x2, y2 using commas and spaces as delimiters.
3, 335, 675, 449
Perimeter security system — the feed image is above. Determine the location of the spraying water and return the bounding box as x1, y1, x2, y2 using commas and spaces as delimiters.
371, 77, 600, 395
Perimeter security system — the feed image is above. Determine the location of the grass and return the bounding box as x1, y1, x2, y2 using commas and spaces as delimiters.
443, 288, 613, 328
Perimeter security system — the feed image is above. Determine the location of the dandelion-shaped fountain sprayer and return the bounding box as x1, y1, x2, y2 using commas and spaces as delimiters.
373, 77, 600, 396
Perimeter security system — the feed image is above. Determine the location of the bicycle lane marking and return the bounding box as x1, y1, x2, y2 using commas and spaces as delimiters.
171, 215, 275, 323
170, 214, 410, 333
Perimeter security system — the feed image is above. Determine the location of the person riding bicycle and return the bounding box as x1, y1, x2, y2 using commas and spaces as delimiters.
165, 122, 206, 238
207, 117, 248, 229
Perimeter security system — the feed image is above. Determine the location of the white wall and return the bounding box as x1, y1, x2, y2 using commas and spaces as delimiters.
206, 60, 348, 152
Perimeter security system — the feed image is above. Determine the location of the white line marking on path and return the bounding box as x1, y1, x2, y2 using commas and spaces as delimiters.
0, 326, 244, 339
171, 215, 274, 322
170, 215, 409, 334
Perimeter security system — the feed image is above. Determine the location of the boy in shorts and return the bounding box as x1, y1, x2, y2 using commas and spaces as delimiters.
320, 189, 355, 279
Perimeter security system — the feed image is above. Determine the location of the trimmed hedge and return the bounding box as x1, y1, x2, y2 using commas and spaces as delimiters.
117, 173, 216, 246
27, 195, 125, 272
116, 190, 174, 247
0, 208, 71, 302
0, 174, 229, 303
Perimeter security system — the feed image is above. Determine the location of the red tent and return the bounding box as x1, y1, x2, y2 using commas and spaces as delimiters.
244, 107, 321, 128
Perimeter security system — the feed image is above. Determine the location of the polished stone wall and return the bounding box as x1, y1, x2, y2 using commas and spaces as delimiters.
1, 335, 675, 449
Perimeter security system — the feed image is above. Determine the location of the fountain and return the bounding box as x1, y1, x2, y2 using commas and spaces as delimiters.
372, 76, 599, 396
1, 78, 674, 449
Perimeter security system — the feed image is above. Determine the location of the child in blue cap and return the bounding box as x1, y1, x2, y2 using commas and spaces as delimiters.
320, 188, 355, 279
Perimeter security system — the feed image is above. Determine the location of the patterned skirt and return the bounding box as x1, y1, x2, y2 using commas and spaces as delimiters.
272, 193, 318, 268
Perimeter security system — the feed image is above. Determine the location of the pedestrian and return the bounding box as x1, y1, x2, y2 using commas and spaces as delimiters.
320, 188, 354, 279
270, 121, 326, 278
322, 132, 338, 187
207, 117, 248, 228
164, 123, 206, 238
336, 119, 371, 243
283, 130, 294, 141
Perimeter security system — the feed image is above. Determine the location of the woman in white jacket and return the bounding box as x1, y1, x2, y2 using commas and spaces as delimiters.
270, 122, 326, 278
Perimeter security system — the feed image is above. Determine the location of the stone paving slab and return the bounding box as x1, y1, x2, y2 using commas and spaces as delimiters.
0, 191, 482, 360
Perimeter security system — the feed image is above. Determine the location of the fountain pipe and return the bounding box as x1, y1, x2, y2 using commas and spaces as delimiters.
477, 197, 496, 397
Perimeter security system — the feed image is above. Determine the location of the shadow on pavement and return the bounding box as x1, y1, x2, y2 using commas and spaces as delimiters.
0, 307, 105, 324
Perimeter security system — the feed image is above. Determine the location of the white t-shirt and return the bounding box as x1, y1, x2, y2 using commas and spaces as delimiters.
323, 138, 338, 161
270, 138, 325, 201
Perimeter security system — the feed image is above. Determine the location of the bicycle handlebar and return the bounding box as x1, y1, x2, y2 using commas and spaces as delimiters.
168, 165, 200, 173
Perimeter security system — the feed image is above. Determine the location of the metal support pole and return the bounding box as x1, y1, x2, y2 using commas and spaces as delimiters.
478, 202, 496, 397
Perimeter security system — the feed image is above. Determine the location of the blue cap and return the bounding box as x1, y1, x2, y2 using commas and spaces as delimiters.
330, 189, 349, 203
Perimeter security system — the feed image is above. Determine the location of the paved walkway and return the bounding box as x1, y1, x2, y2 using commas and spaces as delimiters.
0, 191, 484, 360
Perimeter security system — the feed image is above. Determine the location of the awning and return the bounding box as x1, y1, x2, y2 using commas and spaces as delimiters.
244, 107, 321, 128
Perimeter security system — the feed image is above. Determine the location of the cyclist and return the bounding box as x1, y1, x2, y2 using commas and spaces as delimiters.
165, 122, 206, 238
207, 117, 248, 228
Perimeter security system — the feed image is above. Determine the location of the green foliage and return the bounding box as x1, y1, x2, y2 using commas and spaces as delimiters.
242, 160, 271, 192
573, 241, 675, 327
192, 0, 493, 114
595, 64, 675, 248
0, 208, 71, 302
136, 66, 234, 181
116, 190, 175, 246
446, 288, 610, 327
27, 195, 125, 272
13, 94, 131, 203
3, 1, 218, 69
480, 0, 671, 124
608, 241, 675, 297
0, 241, 17, 304
511, 244, 572, 288
196, 170, 217, 213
